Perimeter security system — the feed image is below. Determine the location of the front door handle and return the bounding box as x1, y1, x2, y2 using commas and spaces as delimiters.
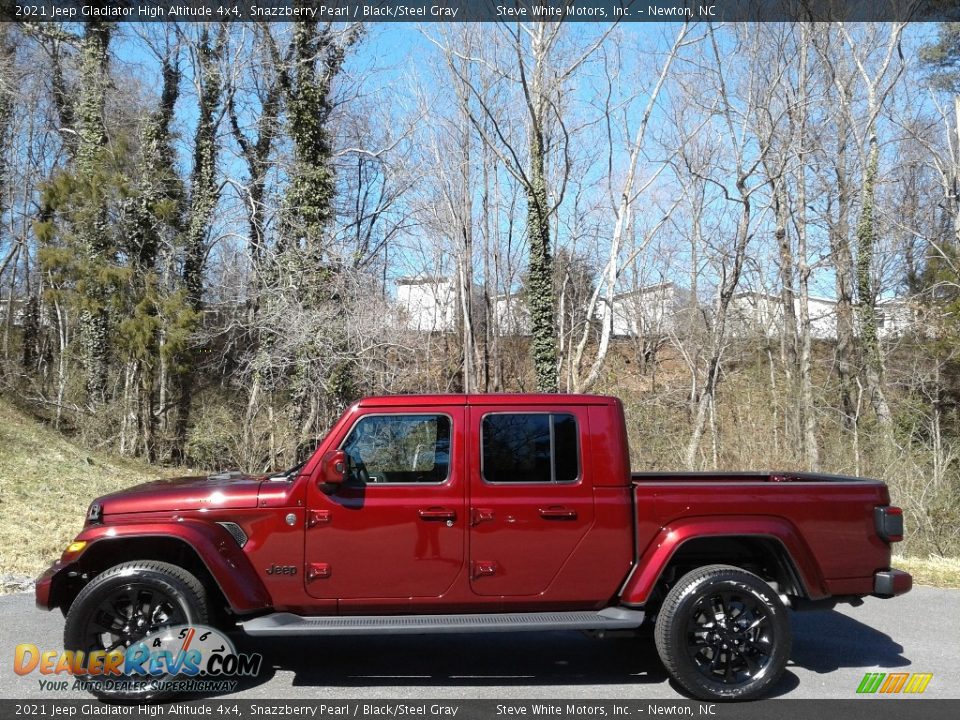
539, 507, 578, 520
418, 507, 457, 522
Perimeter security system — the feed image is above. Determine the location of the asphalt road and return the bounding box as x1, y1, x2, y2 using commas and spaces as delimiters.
1, 586, 957, 700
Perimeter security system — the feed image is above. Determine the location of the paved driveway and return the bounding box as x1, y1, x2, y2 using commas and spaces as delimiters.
1, 586, 956, 699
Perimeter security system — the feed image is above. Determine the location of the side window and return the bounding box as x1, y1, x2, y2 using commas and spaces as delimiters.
481, 413, 579, 483
341, 415, 451, 484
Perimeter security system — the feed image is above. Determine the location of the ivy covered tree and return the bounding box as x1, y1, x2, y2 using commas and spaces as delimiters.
35, 18, 121, 411
116, 52, 193, 460
171, 24, 227, 462
279, 17, 360, 458
921, 22, 960, 94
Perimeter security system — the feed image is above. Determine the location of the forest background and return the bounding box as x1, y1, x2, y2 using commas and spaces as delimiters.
1, 17, 959, 581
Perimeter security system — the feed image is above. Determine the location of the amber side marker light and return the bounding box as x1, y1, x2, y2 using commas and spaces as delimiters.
65, 541, 87, 554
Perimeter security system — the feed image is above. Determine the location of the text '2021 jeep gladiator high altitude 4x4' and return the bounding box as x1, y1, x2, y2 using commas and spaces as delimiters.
36, 394, 912, 701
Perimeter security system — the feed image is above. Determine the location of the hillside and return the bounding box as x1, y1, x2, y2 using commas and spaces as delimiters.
0, 397, 185, 590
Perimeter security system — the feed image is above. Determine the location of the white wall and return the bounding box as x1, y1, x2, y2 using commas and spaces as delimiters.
396, 279, 456, 333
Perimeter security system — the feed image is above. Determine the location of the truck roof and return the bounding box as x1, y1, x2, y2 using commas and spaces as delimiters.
356, 393, 619, 408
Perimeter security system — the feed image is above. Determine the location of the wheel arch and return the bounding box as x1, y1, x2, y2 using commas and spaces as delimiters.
48, 523, 270, 618
649, 535, 809, 605
620, 517, 826, 609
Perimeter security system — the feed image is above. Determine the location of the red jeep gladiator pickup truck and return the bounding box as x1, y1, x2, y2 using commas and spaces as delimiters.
36, 394, 911, 701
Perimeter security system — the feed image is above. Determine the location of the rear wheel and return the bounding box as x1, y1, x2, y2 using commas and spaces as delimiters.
654, 564, 791, 701
64, 561, 207, 701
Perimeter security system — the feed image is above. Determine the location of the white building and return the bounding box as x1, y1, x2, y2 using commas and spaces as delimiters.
876, 298, 915, 339
596, 282, 677, 338
393, 275, 920, 342
396, 277, 456, 333
494, 282, 680, 339
728, 291, 917, 341
493, 292, 530, 337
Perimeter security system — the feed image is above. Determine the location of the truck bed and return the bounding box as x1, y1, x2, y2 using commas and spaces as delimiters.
626, 470, 892, 602
632, 470, 879, 483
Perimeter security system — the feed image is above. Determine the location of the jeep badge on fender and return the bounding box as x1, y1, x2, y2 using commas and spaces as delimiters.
266, 564, 297, 575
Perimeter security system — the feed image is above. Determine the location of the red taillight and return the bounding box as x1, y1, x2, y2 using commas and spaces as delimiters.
874, 506, 904, 543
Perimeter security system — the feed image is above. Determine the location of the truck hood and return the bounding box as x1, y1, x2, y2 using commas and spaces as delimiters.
94, 472, 263, 516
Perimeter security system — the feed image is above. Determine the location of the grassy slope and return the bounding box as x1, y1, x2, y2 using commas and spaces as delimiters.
0, 397, 184, 586
893, 555, 960, 590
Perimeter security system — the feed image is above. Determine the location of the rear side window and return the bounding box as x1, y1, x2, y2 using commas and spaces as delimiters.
341, 414, 451, 484
481, 413, 579, 483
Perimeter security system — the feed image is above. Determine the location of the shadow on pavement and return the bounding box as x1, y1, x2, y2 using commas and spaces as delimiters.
232, 631, 670, 689
86, 606, 913, 701
224, 609, 909, 697
789, 608, 910, 673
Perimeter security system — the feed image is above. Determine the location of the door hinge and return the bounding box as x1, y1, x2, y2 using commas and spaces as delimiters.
471, 560, 498, 579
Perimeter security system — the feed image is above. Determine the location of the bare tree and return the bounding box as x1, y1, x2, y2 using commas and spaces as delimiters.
679, 25, 784, 469
432, 22, 609, 392
570, 24, 694, 393
171, 23, 228, 462
838, 22, 907, 443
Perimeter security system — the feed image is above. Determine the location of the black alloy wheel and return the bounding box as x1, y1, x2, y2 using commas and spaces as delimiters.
64, 561, 208, 701
685, 587, 774, 684
654, 564, 791, 701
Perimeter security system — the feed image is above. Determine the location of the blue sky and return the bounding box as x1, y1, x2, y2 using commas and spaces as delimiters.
93, 21, 947, 304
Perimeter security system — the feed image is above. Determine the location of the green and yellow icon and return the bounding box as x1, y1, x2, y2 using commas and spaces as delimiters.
856, 672, 933, 694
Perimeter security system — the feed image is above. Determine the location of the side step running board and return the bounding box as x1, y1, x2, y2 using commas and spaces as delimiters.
240, 607, 645, 637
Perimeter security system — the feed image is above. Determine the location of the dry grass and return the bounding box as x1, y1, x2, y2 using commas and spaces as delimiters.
0, 397, 186, 589
893, 555, 960, 590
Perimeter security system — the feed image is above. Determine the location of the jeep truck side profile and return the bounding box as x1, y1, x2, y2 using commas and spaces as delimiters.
36, 394, 912, 701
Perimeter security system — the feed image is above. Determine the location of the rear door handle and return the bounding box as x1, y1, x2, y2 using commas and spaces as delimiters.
539, 507, 578, 520
418, 507, 457, 522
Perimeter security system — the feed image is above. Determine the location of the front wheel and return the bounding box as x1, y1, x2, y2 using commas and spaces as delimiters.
64, 560, 208, 701
654, 564, 791, 701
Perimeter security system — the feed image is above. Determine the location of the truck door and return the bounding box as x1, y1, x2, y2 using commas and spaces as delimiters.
468, 406, 595, 596
304, 408, 465, 602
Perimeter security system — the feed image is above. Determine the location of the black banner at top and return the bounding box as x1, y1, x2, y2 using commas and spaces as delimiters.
0, 0, 958, 23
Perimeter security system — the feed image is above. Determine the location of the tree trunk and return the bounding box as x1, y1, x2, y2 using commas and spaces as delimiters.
685, 193, 752, 469
794, 26, 820, 470
855, 135, 894, 439
832, 124, 858, 430
456, 74, 476, 393
283, 22, 357, 457
526, 29, 558, 394
172, 26, 225, 462
76, 21, 112, 407
526, 118, 558, 393
954, 95, 960, 248
774, 179, 801, 455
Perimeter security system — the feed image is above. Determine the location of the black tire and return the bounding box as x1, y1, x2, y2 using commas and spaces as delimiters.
64, 561, 208, 701
654, 564, 791, 701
